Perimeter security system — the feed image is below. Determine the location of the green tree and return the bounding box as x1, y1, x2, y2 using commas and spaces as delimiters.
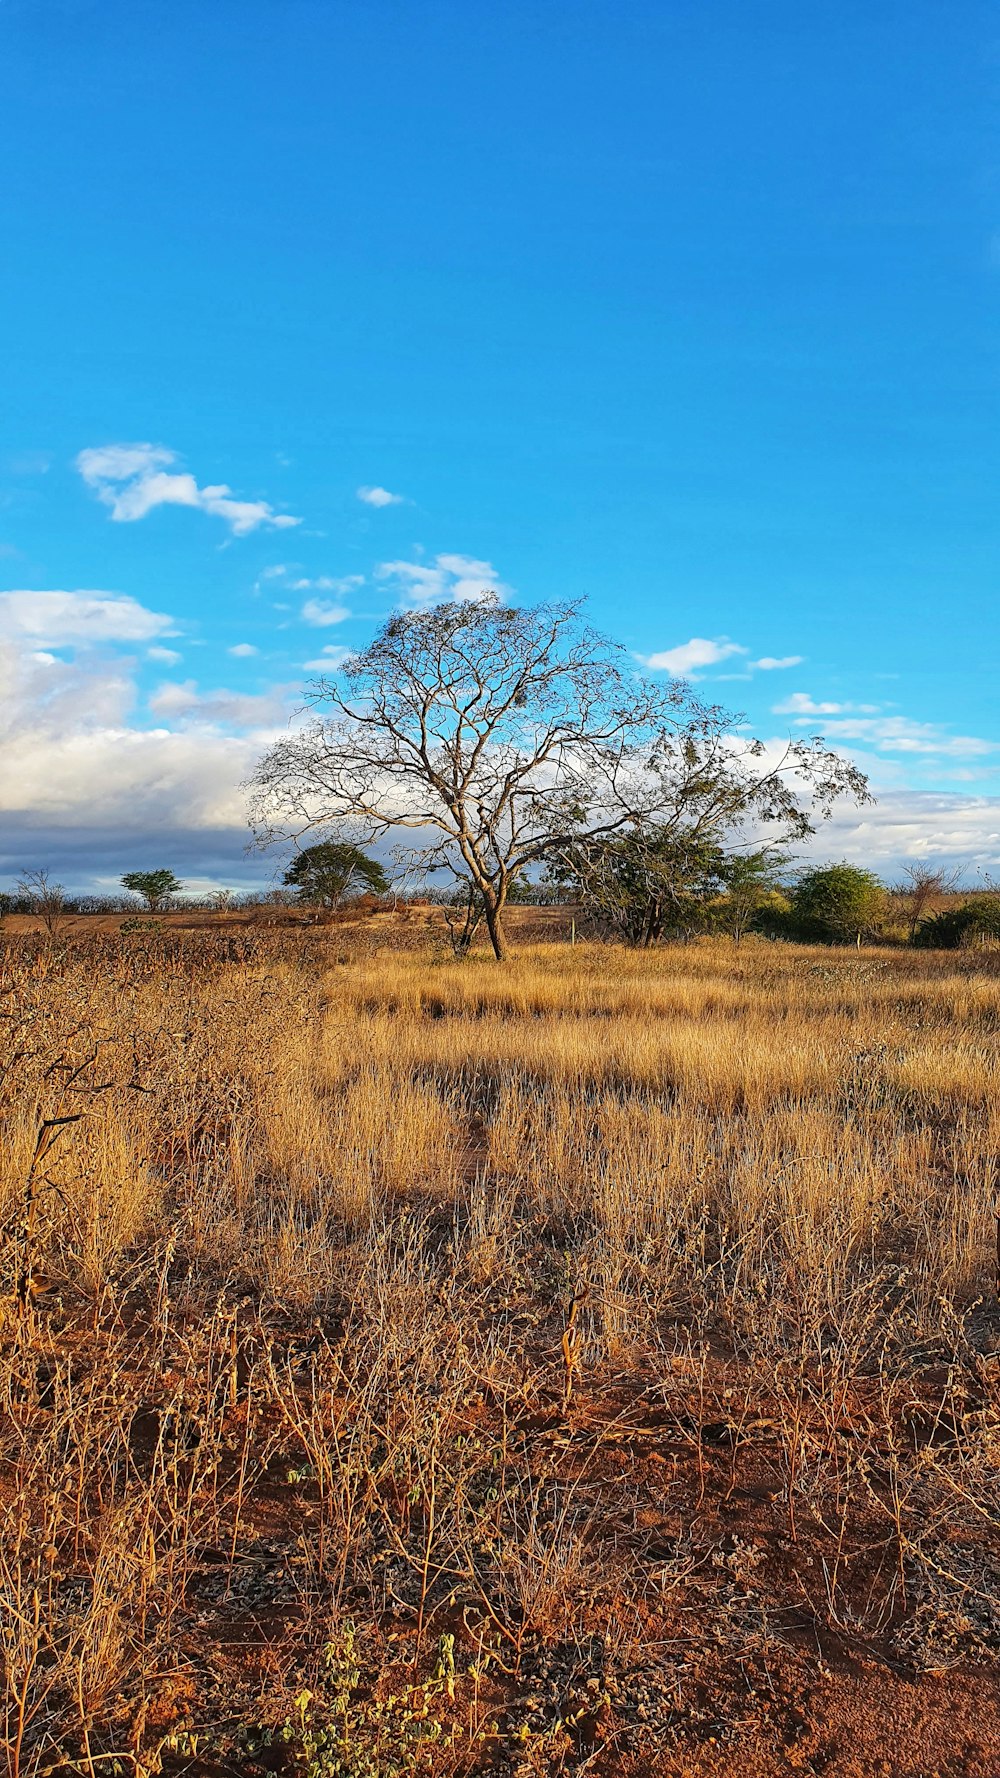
791, 863, 885, 944
282, 841, 389, 910
121, 868, 183, 912
547, 828, 729, 945
715, 847, 788, 942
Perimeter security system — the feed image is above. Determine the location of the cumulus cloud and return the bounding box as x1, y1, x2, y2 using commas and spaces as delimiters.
147, 679, 294, 727
258, 568, 362, 621
0, 638, 291, 885
76, 443, 301, 536
3, 627, 1000, 889
357, 485, 404, 507
376, 553, 511, 609
0, 645, 258, 840
751, 655, 803, 671
303, 644, 353, 672
801, 790, 1000, 875
301, 599, 352, 626
0, 589, 173, 644
227, 642, 259, 658
643, 637, 747, 676
147, 645, 182, 665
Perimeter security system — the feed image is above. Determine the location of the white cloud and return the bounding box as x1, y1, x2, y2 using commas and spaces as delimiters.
773, 692, 991, 757
145, 681, 200, 717
3, 632, 1000, 886
0, 641, 303, 884
301, 598, 352, 626
227, 642, 259, 658
802, 790, 1000, 874
774, 692, 857, 716
0, 644, 257, 832
76, 443, 301, 536
376, 553, 511, 609
357, 485, 404, 507
643, 637, 747, 676
147, 645, 182, 665
751, 655, 803, 671
820, 715, 995, 758
303, 645, 353, 672
0, 589, 173, 644
291, 574, 363, 594
260, 568, 362, 618
147, 679, 293, 727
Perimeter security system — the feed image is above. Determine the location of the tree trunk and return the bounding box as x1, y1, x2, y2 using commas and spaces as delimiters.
483, 896, 508, 961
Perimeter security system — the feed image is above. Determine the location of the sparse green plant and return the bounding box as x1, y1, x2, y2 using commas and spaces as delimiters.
895, 862, 962, 941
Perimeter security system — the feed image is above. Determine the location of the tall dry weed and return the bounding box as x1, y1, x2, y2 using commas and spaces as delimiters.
3, 928, 1000, 1769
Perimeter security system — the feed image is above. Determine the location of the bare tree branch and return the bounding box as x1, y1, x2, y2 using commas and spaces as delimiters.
248, 595, 871, 959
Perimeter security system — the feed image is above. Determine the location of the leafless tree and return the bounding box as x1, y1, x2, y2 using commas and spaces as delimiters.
896, 863, 962, 941
17, 868, 68, 938
249, 596, 870, 960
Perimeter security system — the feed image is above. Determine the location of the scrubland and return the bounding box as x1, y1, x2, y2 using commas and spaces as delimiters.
3, 922, 1000, 1776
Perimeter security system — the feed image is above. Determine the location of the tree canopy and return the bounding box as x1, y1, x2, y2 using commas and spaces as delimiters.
551, 835, 790, 946
547, 828, 730, 945
250, 595, 870, 959
121, 869, 182, 912
282, 840, 389, 909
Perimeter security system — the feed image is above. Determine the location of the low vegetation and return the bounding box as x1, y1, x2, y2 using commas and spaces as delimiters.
3, 917, 1000, 1775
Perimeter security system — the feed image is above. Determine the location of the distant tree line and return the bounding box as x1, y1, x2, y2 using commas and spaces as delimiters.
0, 852, 404, 931
550, 855, 1000, 950
2, 854, 996, 949
539, 850, 1000, 949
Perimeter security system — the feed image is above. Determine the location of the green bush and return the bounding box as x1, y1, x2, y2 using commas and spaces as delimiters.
747, 890, 796, 939
913, 895, 1000, 949
790, 863, 885, 943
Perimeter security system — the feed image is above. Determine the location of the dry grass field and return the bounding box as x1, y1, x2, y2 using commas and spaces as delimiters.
4, 920, 1000, 1776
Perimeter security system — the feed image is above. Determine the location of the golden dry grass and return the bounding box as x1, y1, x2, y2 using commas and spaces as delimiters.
3, 928, 1000, 1776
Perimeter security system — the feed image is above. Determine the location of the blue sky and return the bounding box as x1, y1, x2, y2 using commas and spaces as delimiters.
1, 0, 998, 888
